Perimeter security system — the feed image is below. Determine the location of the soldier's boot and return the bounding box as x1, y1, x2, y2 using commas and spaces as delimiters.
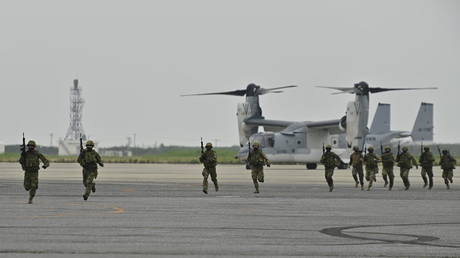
389, 177, 394, 191
83, 184, 92, 200
404, 178, 410, 190
422, 176, 428, 188
449, 177, 453, 184
445, 179, 450, 189
28, 189, 35, 204
328, 177, 334, 192
428, 177, 433, 190
92, 184, 96, 193
352, 175, 359, 187
361, 184, 364, 191
367, 181, 372, 191
383, 175, 388, 187
253, 180, 260, 194
202, 179, 208, 194
213, 181, 219, 192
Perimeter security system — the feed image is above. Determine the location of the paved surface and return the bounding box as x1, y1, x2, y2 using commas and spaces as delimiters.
0, 163, 459, 257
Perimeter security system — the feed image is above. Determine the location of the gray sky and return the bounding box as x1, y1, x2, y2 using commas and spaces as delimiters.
1, 0, 459, 147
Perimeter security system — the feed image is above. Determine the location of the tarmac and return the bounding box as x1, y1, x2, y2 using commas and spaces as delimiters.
0, 163, 459, 257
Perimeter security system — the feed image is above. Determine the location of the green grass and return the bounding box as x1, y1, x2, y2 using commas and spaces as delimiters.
0, 147, 242, 164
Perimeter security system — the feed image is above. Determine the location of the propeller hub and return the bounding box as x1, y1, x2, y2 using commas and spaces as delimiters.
246, 83, 260, 97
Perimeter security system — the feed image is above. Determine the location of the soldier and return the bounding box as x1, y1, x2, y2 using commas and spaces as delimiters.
419, 146, 435, 189
199, 142, 218, 194
439, 149, 456, 190
381, 146, 396, 190
18, 140, 49, 204
349, 146, 364, 190
396, 146, 418, 190
247, 142, 270, 194
77, 140, 104, 201
363, 146, 380, 191
320, 145, 343, 192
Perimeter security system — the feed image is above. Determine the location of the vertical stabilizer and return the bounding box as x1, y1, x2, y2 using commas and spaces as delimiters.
370, 103, 391, 134
411, 102, 433, 141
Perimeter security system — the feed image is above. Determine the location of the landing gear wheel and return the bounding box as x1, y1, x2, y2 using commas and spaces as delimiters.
306, 163, 317, 170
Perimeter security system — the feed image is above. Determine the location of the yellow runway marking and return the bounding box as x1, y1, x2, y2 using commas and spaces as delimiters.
121, 188, 136, 192
112, 207, 125, 214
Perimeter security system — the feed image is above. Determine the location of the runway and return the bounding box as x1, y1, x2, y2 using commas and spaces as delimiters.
0, 163, 459, 257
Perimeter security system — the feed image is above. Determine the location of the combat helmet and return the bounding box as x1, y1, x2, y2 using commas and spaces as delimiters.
402, 146, 408, 152
385, 146, 391, 151
252, 142, 260, 148
325, 144, 332, 149
353, 146, 359, 151
86, 140, 95, 147
368, 146, 374, 152
27, 140, 36, 147
205, 142, 213, 148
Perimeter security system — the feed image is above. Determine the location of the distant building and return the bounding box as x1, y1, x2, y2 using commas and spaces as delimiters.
99, 149, 133, 157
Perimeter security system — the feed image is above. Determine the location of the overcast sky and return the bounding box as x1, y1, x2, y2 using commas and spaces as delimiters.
0, 0, 458, 147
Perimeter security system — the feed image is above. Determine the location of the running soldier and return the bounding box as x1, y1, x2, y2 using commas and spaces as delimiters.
349, 146, 364, 190
363, 146, 380, 191
320, 145, 343, 192
77, 140, 104, 201
439, 149, 456, 190
396, 146, 418, 190
381, 146, 396, 190
247, 142, 270, 194
19, 140, 49, 204
199, 142, 218, 194
419, 146, 435, 189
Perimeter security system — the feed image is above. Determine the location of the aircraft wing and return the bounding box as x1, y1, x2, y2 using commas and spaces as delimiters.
244, 118, 294, 132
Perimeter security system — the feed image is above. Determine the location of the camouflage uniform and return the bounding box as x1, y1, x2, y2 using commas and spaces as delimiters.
320, 146, 342, 192
247, 143, 270, 193
439, 151, 456, 189
363, 149, 380, 191
419, 148, 435, 189
77, 141, 103, 200
199, 144, 218, 194
396, 147, 418, 190
18, 141, 49, 204
381, 149, 395, 190
349, 148, 364, 189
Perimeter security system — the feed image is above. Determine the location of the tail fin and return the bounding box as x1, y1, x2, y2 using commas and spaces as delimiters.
411, 102, 433, 141
370, 103, 391, 134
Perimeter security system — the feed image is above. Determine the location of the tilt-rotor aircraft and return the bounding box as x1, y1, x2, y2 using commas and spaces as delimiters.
183, 82, 436, 169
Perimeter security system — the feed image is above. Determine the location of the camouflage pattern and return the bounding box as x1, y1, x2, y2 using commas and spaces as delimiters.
248, 148, 270, 193
321, 150, 342, 191
199, 149, 218, 193
381, 151, 395, 189
78, 148, 103, 200
349, 151, 364, 188
363, 152, 380, 190
440, 152, 456, 188
419, 150, 435, 188
19, 149, 49, 203
397, 151, 418, 190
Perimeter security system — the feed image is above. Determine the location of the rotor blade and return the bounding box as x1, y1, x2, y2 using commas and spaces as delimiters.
258, 85, 297, 95
316, 86, 356, 94
181, 89, 247, 97
369, 87, 438, 93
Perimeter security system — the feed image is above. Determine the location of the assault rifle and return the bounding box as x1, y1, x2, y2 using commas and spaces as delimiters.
246, 141, 252, 170
322, 143, 325, 154
200, 137, 204, 154
380, 142, 383, 155
80, 134, 84, 154
397, 141, 401, 158
20, 133, 26, 155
